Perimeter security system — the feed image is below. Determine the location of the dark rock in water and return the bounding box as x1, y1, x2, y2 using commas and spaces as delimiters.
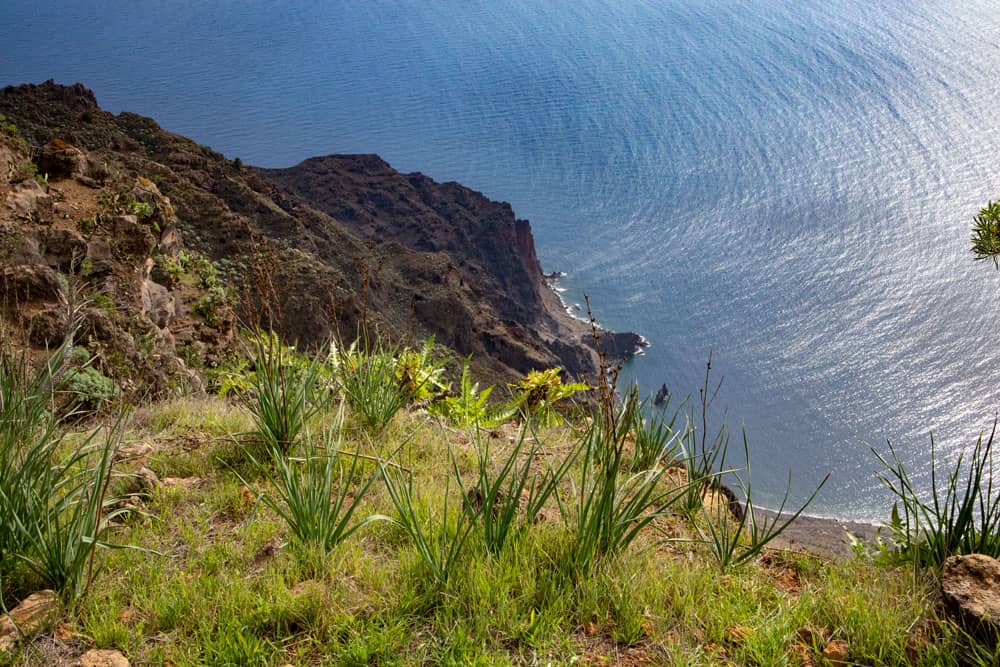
587, 330, 646, 361
654, 383, 669, 406
942, 554, 1000, 642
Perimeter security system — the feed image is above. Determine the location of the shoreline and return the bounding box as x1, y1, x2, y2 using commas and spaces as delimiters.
759, 510, 883, 559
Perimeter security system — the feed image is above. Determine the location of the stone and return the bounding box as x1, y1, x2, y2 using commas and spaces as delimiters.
821, 639, 849, 666
40, 227, 87, 272
36, 139, 88, 179
942, 553, 1000, 635
0, 590, 59, 651
140, 278, 175, 328
77, 648, 130, 667
6, 181, 53, 218
0, 264, 63, 302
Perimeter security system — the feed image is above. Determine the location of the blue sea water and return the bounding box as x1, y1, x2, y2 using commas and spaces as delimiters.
4, 0, 1000, 520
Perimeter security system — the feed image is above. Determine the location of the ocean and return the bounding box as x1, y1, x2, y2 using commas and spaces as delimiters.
4, 0, 1000, 520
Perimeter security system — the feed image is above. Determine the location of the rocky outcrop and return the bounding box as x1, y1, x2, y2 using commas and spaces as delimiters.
0, 80, 640, 388
941, 554, 1000, 640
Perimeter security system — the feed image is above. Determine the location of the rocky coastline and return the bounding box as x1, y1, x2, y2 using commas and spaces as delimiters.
0, 80, 642, 395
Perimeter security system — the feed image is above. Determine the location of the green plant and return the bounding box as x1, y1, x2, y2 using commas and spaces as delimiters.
630, 394, 682, 471
380, 458, 474, 586
872, 424, 1000, 567
34, 172, 49, 190
453, 426, 570, 555
0, 113, 19, 137
393, 337, 448, 402
126, 199, 153, 221
428, 357, 521, 428
695, 432, 827, 570
233, 331, 326, 454
559, 393, 692, 576
192, 285, 228, 326
513, 367, 590, 427
0, 337, 132, 603
8, 159, 37, 184
971, 200, 1000, 267
333, 339, 414, 433
248, 408, 387, 551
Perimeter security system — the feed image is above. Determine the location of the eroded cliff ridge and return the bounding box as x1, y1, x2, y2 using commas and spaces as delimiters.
0, 81, 641, 395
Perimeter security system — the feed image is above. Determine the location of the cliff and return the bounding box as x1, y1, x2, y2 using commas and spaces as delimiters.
0, 81, 641, 396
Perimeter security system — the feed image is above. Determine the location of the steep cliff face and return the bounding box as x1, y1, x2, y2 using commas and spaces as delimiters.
0, 81, 638, 391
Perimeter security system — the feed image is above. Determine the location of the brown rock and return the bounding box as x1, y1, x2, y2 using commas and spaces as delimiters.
942, 554, 1000, 634
0, 589, 59, 650
821, 639, 849, 666
77, 648, 130, 667
36, 139, 88, 179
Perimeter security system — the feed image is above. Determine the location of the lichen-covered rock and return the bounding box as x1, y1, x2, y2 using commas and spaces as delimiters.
942, 554, 1000, 636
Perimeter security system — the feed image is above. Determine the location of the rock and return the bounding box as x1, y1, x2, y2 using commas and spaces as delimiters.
654, 383, 669, 406
28, 307, 68, 346
0, 589, 59, 651
942, 553, 1000, 636
40, 227, 87, 272
795, 625, 828, 648
140, 278, 175, 328
135, 466, 159, 490
36, 139, 88, 179
5, 181, 53, 218
159, 476, 206, 490
821, 639, 849, 666
77, 648, 130, 667
0, 264, 63, 302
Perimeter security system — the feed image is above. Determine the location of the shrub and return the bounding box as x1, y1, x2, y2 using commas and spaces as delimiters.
427, 357, 520, 428
332, 339, 414, 434
0, 337, 131, 603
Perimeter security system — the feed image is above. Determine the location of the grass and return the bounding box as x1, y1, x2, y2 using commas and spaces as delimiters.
0, 338, 994, 664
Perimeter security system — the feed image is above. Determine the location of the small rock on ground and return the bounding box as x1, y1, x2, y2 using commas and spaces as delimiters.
822, 638, 849, 666
941, 553, 1000, 634
0, 590, 59, 651
77, 648, 130, 667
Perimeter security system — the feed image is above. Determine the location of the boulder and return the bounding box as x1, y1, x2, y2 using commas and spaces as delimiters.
5, 180, 53, 218
140, 278, 175, 328
40, 227, 87, 271
0, 264, 63, 302
942, 554, 1000, 637
36, 139, 88, 179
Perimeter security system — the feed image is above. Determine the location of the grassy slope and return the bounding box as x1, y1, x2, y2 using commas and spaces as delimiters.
5, 397, 971, 667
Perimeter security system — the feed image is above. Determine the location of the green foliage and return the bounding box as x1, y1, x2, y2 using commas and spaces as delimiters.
232, 331, 326, 454
63, 365, 119, 413
393, 337, 448, 401
453, 427, 569, 555
872, 424, 1000, 567
332, 339, 415, 433
8, 159, 37, 184
630, 394, 682, 470
513, 367, 590, 427
380, 459, 475, 586
0, 112, 19, 137
695, 433, 827, 570
0, 338, 131, 603
126, 199, 153, 221
559, 393, 692, 576
428, 357, 521, 428
971, 200, 1000, 267
248, 409, 387, 551
34, 171, 48, 190
192, 285, 228, 326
